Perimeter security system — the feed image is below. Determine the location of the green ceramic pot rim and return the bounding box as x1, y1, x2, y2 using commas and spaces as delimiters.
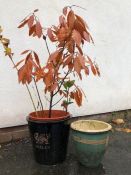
71, 120, 112, 133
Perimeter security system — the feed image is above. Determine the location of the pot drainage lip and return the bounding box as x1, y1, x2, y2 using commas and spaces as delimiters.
70, 120, 112, 133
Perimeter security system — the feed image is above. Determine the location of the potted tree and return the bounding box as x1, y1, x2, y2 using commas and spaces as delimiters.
0, 6, 100, 165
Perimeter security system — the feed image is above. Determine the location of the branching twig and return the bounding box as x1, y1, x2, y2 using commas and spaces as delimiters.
53, 70, 70, 97
33, 77, 44, 111
52, 95, 64, 107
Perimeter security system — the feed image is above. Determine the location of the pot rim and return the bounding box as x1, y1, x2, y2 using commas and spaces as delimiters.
27, 110, 71, 123
70, 120, 112, 133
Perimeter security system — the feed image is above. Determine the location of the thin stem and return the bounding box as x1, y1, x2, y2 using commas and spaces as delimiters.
43, 36, 53, 117
53, 70, 70, 97
44, 36, 51, 56
71, 5, 87, 11
26, 84, 37, 112
33, 77, 44, 111
66, 88, 69, 113
48, 92, 53, 118
52, 95, 64, 107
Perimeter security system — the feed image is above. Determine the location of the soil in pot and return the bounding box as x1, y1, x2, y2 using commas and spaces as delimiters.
27, 110, 70, 165
71, 120, 112, 168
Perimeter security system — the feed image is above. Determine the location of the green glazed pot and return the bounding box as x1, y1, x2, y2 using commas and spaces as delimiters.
71, 120, 112, 168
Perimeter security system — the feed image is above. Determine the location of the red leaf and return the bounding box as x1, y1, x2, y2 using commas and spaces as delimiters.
28, 15, 34, 28
95, 64, 100, 76
74, 89, 82, 107
76, 45, 83, 55
29, 25, 36, 36
25, 53, 31, 63
18, 63, 32, 84
63, 55, 72, 67
83, 31, 90, 42
75, 15, 88, 29
33, 52, 40, 66
72, 29, 82, 46
50, 83, 58, 92
21, 50, 30, 55
70, 92, 74, 99
91, 64, 97, 75
36, 22, 42, 38
18, 19, 28, 28
57, 27, 70, 42
14, 59, 25, 68
49, 50, 60, 64
47, 28, 56, 42
88, 56, 97, 75
74, 58, 82, 79
67, 10, 75, 29
59, 15, 65, 26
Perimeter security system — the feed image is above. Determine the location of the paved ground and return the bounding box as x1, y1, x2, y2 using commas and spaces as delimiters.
0, 124, 131, 175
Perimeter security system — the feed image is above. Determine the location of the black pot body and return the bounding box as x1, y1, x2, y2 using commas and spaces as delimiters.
27, 118, 70, 165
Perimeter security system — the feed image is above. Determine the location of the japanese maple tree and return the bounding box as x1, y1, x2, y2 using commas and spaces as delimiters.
0, 6, 100, 118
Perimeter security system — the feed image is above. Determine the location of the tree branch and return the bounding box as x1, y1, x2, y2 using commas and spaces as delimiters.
53, 70, 70, 97
52, 95, 64, 107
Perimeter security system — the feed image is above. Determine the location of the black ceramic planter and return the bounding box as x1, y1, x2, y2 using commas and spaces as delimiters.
27, 111, 70, 165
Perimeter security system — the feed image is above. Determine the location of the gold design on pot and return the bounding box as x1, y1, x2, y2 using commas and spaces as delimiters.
73, 135, 109, 145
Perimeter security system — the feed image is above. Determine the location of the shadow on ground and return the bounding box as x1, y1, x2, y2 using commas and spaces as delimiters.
0, 126, 131, 175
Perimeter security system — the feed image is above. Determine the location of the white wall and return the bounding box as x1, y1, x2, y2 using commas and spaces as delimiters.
0, 0, 131, 128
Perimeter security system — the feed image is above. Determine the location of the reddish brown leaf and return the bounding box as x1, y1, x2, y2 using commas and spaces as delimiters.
25, 53, 31, 63
78, 54, 85, 68
74, 58, 82, 79
44, 72, 53, 88
21, 50, 30, 55
18, 62, 32, 84
77, 88, 82, 105
63, 55, 72, 67
67, 10, 75, 29
75, 15, 88, 29
57, 27, 70, 42
83, 31, 90, 42
66, 39, 75, 53
47, 28, 56, 42
35, 22, 42, 38
59, 15, 65, 26
72, 29, 82, 46
91, 64, 97, 75
28, 15, 34, 28
74, 89, 82, 107
14, 59, 25, 68
76, 45, 83, 55
50, 83, 58, 92
33, 67, 45, 82
95, 64, 100, 76
18, 19, 28, 28
84, 67, 89, 75
33, 52, 40, 66
29, 25, 36, 36
74, 19, 86, 39
68, 63, 74, 71
70, 92, 74, 99
49, 50, 60, 64
88, 56, 97, 76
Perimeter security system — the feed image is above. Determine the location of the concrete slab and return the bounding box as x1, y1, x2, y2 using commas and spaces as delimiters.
0, 127, 131, 175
